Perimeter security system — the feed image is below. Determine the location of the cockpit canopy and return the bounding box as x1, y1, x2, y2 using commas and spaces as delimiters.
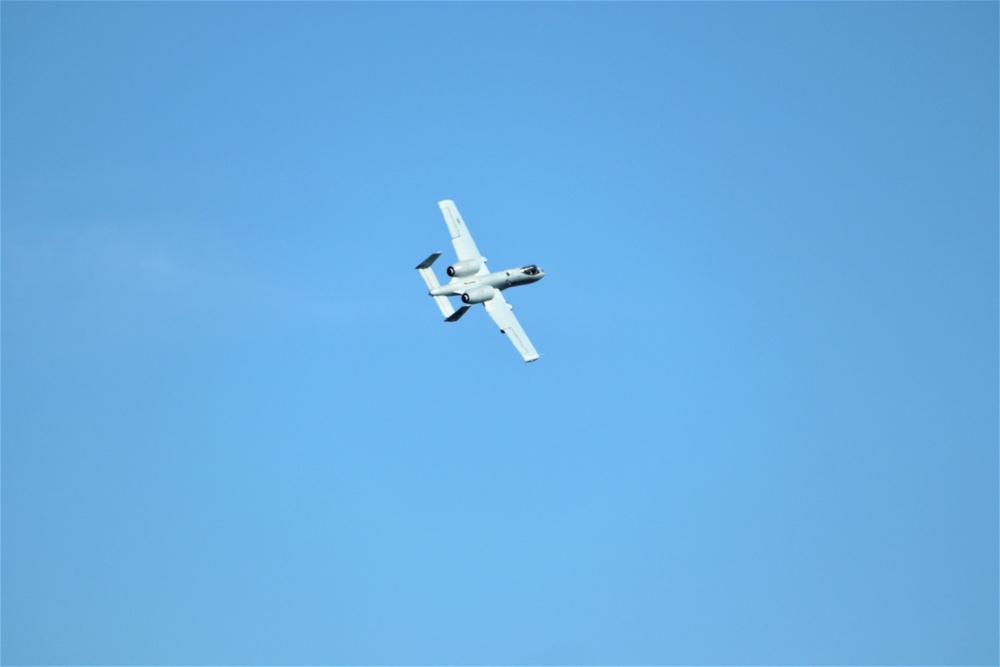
522, 265, 541, 276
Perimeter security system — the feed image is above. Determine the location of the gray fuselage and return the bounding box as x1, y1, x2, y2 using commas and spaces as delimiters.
429, 265, 545, 298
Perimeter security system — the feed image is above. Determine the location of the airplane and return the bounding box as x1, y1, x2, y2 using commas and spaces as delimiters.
416, 200, 545, 363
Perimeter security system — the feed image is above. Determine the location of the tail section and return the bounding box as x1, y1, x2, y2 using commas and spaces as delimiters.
415, 252, 459, 320
415, 252, 443, 271
445, 305, 471, 322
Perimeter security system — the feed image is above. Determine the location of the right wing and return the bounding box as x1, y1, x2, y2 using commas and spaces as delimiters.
484, 291, 540, 363
438, 200, 482, 263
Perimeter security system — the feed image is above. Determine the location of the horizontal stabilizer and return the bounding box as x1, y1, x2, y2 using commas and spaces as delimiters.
445, 305, 471, 322
416, 252, 455, 318
430, 295, 456, 318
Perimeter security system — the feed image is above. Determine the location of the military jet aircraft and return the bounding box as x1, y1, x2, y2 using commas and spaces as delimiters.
416, 200, 545, 363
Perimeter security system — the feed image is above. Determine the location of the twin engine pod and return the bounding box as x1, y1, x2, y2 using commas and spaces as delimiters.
448, 256, 496, 303
461, 285, 497, 304
446, 258, 483, 278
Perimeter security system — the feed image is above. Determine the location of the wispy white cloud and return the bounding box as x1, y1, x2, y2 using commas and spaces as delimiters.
4, 222, 355, 345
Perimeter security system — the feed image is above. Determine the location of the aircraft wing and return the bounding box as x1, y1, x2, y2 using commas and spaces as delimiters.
438, 199, 482, 263
484, 291, 540, 363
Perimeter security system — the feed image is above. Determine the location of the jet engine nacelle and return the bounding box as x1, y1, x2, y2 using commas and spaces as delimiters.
462, 286, 497, 304
447, 258, 482, 278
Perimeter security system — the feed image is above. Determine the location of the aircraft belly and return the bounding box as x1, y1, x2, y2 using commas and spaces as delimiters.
420, 201, 542, 362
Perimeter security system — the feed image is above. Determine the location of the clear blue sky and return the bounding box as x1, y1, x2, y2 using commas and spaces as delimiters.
2, 2, 997, 665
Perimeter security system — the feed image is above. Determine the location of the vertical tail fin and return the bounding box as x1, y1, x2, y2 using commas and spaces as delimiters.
415, 252, 457, 319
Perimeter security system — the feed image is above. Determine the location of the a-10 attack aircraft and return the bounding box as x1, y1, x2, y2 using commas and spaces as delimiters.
416, 200, 545, 363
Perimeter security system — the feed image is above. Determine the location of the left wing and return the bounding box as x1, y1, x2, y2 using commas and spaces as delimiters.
438, 200, 483, 264
484, 292, 539, 363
